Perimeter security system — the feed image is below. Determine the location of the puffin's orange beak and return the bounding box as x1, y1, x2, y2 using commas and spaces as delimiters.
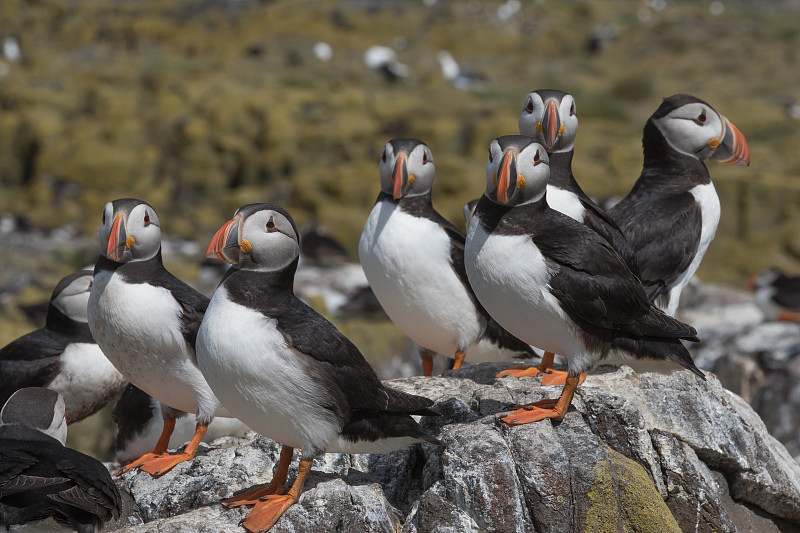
496, 151, 516, 204
710, 117, 750, 167
392, 153, 408, 200
206, 216, 242, 264
106, 213, 128, 261
540, 99, 561, 149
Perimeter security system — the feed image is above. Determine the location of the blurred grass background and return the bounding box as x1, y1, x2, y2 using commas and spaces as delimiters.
1, 0, 799, 456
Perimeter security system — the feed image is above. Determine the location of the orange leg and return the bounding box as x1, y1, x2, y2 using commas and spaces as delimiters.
117, 417, 176, 476
241, 458, 311, 533
501, 373, 586, 426
135, 423, 208, 477
777, 309, 800, 321
420, 351, 434, 377
451, 350, 466, 370
222, 446, 294, 508
496, 351, 570, 385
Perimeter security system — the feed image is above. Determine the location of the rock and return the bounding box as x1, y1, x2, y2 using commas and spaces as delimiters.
109, 365, 800, 532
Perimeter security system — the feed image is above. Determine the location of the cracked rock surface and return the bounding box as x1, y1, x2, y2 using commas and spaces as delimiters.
108, 363, 800, 533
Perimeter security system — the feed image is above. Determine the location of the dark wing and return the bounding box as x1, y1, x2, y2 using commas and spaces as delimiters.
536, 211, 696, 339
610, 190, 701, 302
0, 447, 39, 491
273, 293, 389, 413
149, 268, 209, 355
772, 275, 800, 310
0, 329, 64, 408
580, 199, 640, 277
52, 454, 121, 521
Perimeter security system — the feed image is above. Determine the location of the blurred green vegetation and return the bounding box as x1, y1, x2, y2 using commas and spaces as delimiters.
1, 0, 799, 458
1, 0, 799, 282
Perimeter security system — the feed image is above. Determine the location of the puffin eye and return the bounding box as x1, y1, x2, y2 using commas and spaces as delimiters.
102, 211, 105, 224
533, 150, 541, 164
144, 212, 151, 226
694, 111, 707, 125
422, 152, 429, 164
488, 149, 494, 163
266, 217, 276, 232
381, 150, 387, 163
525, 99, 534, 113
569, 102, 576, 116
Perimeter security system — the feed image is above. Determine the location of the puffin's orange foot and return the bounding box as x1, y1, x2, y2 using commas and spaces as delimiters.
502, 404, 565, 426
116, 452, 162, 476
509, 398, 560, 411
136, 452, 195, 478
777, 309, 800, 321
222, 484, 283, 509
241, 494, 298, 533
540, 369, 581, 386
421, 356, 434, 377
496, 365, 544, 379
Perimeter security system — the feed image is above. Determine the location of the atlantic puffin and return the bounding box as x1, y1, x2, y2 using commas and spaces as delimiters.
0, 271, 126, 423
0, 387, 121, 532
608, 94, 750, 316
359, 138, 534, 376
88, 198, 231, 477
748, 269, 800, 322
198, 203, 439, 533
505, 89, 639, 384
464, 136, 703, 426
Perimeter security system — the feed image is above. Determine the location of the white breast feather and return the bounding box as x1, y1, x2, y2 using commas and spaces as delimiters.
359, 202, 481, 355
546, 184, 585, 222
197, 288, 341, 453
88, 270, 222, 419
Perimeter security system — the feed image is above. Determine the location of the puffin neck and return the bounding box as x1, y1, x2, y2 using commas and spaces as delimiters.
221, 258, 298, 305
642, 120, 711, 185
45, 304, 95, 343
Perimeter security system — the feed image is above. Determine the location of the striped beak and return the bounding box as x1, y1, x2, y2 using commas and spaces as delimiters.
540, 99, 561, 150
495, 150, 517, 204
710, 117, 750, 166
106, 213, 129, 261
206, 215, 242, 264
392, 153, 408, 200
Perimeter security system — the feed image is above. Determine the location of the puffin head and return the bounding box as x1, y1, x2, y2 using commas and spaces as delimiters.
379, 138, 435, 200
50, 270, 93, 323
485, 135, 550, 207
650, 94, 750, 166
518, 89, 578, 153
1, 387, 67, 444
206, 203, 300, 273
98, 199, 162, 263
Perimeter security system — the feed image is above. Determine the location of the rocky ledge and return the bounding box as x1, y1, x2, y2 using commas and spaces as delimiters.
107, 363, 800, 533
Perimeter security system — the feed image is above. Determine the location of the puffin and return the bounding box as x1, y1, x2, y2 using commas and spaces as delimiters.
359, 138, 534, 376
0, 387, 121, 532
748, 269, 800, 322
197, 203, 439, 533
505, 89, 639, 384
88, 198, 232, 477
0, 270, 126, 423
112, 383, 249, 464
464, 136, 704, 426
608, 94, 750, 316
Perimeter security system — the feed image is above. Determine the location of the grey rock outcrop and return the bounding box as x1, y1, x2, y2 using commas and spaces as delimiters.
109, 364, 800, 533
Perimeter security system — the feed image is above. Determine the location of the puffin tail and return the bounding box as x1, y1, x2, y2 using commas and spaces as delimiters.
384, 386, 440, 417
615, 336, 705, 380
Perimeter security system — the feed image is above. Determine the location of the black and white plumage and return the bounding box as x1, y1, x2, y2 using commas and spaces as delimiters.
88, 198, 231, 477
0, 388, 121, 532
198, 203, 439, 533
0, 271, 126, 423
465, 136, 703, 425
359, 138, 534, 375
518, 90, 638, 273
112, 383, 249, 464
608, 94, 750, 316
749, 269, 800, 322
